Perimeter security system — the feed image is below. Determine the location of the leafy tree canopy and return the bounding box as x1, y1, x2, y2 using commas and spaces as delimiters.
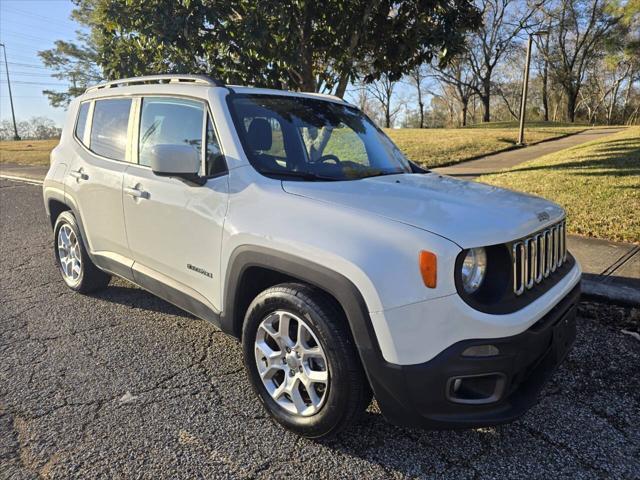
38, 32, 103, 107
40, 0, 480, 103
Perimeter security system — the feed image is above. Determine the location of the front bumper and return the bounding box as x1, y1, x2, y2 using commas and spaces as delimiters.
368, 283, 580, 429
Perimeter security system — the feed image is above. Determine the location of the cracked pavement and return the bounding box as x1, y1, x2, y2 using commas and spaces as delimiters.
1, 178, 639, 479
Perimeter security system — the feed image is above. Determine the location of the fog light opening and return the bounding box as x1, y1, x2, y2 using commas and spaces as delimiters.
446, 373, 506, 405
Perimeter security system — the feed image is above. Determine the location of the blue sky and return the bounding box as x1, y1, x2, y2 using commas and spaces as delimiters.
0, 0, 78, 126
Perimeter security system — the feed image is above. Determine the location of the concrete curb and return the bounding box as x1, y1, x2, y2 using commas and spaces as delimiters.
581, 279, 640, 307
0, 173, 44, 185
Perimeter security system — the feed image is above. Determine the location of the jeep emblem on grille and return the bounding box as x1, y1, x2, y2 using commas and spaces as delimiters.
537, 211, 550, 222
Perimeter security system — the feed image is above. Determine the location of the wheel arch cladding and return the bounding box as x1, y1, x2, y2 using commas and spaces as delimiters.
220, 246, 412, 420
222, 247, 357, 337
47, 199, 71, 228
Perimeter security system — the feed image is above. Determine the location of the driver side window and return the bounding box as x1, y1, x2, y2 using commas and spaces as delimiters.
138, 97, 204, 167
138, 97, 227, 177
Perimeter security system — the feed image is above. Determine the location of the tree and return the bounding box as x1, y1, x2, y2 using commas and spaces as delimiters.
0, 117, 61, 140
38, 32, 103, 107
531, 11, 552, 121
465, 0, 541, 122
407, 64, 432, 128
348, 83, 380, 122
367, 74, 402, 128
429, 88, 459, 126
432, 55, 477, 126
493, 48, 528, 121
543, 0, 620, 122
42, 0, 481, 106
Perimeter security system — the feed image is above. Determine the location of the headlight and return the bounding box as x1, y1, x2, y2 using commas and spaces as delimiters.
461, 248, 487, 293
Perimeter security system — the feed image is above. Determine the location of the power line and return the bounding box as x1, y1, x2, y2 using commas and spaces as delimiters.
1, 70, 55, 77
7, 62, 49, 70
0, 95, 48, 98
0, 19, 77, 38
2, 19, 80, 37
1, 5, 79, 31
1, 30, 66, 43
3, 53, 46, 62
0, 80, 64, 86
0, 39, 43, 50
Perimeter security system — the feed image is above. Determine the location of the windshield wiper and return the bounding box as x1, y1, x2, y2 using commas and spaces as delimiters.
259, 170, 340, 181
356, 171, 406, 179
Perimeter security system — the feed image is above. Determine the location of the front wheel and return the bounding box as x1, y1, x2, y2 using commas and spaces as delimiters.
242, 283, 372, 439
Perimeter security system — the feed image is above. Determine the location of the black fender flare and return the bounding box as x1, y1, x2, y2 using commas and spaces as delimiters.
47, 197, 91, 253
220, 245, 410, 421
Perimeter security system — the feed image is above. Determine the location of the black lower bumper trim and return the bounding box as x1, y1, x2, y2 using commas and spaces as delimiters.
369, 283, 580, 429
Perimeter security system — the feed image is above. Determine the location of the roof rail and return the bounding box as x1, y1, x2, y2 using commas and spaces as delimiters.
85, 74, 224, 93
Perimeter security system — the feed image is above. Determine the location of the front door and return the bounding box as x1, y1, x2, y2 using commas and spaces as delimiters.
122, 96, 228, 313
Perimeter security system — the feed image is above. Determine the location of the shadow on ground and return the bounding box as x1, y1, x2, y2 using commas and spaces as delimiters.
505, 137, 640, 178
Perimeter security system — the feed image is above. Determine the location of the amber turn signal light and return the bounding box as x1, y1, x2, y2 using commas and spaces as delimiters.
419, 250, 437, 288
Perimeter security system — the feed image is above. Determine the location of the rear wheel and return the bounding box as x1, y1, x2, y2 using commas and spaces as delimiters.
242, 283, 372, 439
54, 211, 111, 293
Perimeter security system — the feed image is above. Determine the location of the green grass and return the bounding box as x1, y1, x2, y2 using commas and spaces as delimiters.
385, 122, 587, 168
464, 120, 588, 129
479, 127, 640, 243
0, 139, 58, 166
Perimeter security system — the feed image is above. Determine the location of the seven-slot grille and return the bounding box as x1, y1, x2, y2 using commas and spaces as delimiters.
512, 220, 567, 296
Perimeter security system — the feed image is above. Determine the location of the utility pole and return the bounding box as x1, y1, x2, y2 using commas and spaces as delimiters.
0, 43, 20, 140
517, 31, 548, 146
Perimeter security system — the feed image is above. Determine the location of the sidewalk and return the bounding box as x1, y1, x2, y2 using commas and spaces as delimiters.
568, 236, 640, 306
0, 162, 49, 183
433, 127, 625, 180
1, 155, 638, 306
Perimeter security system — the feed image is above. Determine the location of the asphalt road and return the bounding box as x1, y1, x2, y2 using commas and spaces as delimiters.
1, 178, 639, 479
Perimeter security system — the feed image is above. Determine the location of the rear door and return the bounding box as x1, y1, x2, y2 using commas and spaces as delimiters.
65, 97, 134, 276
122, 96, 229, 312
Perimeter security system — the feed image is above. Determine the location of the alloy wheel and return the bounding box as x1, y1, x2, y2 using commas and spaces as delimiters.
57, 224, 82, 286
254, 310, 329, 416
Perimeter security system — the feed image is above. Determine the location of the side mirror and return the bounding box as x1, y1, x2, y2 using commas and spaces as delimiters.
149, 144, 203, 184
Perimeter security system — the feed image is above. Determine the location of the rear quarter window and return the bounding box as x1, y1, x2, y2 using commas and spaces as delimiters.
90, 98, 132, 161
75, 102, 90, 146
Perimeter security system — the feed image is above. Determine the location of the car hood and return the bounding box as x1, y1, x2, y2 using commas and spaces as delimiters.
282, 173, 565, 248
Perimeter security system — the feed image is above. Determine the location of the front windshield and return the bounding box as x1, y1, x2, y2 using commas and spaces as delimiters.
228, 94, 412, 180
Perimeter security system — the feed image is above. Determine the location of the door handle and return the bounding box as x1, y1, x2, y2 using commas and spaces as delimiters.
69, 169, 88, 181
124, 186, 149, 199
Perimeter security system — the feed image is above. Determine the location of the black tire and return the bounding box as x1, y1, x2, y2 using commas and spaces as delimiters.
242, 282, 372, 439
53, 211, 111, 293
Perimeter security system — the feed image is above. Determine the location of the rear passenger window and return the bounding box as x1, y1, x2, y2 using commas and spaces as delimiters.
90, 98, 132, 160
75, 102, 90, 146
138, 97, 204, 167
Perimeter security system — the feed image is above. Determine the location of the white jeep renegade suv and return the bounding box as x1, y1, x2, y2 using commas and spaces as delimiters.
43, 75, 581, 438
